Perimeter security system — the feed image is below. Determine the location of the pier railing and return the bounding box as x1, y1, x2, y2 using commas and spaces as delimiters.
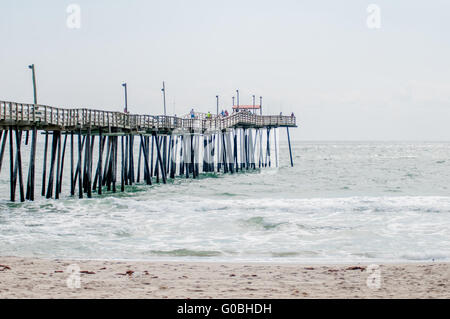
0, 101, 297, 131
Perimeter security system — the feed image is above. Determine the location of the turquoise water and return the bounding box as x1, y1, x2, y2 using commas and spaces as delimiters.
1, 139, 450, 263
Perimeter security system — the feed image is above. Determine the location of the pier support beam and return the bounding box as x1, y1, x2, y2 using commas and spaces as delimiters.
84, 128, 92, 198
140, 134, 152, 185
121, 136, 125, 192
151, 135, 155, 179
98, 129, 103, 194
179, 136, 185, 177
41, 132, 48, 196
128, 134, 135, 185
167, 135, 172, 177
112, 136, 117, 192
287, 127, 294, 167
46, 131, 59, 199
9, 127, 14, 201
169, 135, 176, 179
55, 132, 62, 199
154, 133, 167, 184
221, 131, 228, 174
26, 127, 37, 201
60, 134, 68, 194
274, 128, 278, 168
190, 134, 195, 177
103, 137, 112, 189
259, 129, 263, 169
266, 128, 271, 167
154, 136, 160, 183
0, 130, 7, 175
163, 136, 167, 178
137, 134, 142, 183
233, 131, 238, 172
75, 133, 85, 199
14, 129, 25, 202
70, 132, 75, 196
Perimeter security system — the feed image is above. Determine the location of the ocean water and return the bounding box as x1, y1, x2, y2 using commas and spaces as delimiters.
1, 138, 450, 263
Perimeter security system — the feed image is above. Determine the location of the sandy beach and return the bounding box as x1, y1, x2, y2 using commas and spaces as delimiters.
0, 257, 448, 299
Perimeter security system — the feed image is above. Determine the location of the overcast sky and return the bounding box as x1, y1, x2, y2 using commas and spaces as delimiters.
1, 0, 450, 140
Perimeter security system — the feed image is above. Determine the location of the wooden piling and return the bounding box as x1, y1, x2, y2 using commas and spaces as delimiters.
154, 136, 160, 183
46, 131, 58, 199
190, 134, 195, 178
83, 134, 89, 193
74, 136, 85, 192
41, 132, 48, 196
140, 134, 152, 185
287, 127, 294, 167
0, 130, 8, 174
70, 132, 75, 196
103, 137, 112, 188
167, 135, 172, 176
26, 127, 37, 201
222, 132, 228, 174
274, 128, 278, 168
59, 133, 68, 194
124, 135, 129, 186
179, 135, 184, 176
203, 136, 207, 173
55, 131, 62, 199
266, 128, 271, 167
86, 128, 92, 198
121, 136, 125, 192
14, 129, 25, 202
145, 136, 150, 181
9, 126, 15, 202
235, 130, 239, 171
171, 136, 177, 179
163, 136, 167, 178
154, 133, 167, 184
93, 134, 105, 192
137, 134, 142, 183
151, 135, 154, 179
77, 130, 83, 199
194, 135, 199, 178
259, 129, 263, 169
98, 129, 103, 195
129, 134, 135, 184
112, 136, 117, 192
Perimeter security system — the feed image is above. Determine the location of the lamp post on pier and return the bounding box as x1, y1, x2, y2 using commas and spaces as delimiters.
260, 96, 263, 115
26, 64, 38, 145
216, 95, 219, 116
162, 81, 167, 116
28, 64, 37, 105
161, 82, 167, 177
122, 83, 128, 113
252, 95, 256, 114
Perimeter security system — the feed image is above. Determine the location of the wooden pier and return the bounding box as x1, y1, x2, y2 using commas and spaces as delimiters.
0, 100, 297, 202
